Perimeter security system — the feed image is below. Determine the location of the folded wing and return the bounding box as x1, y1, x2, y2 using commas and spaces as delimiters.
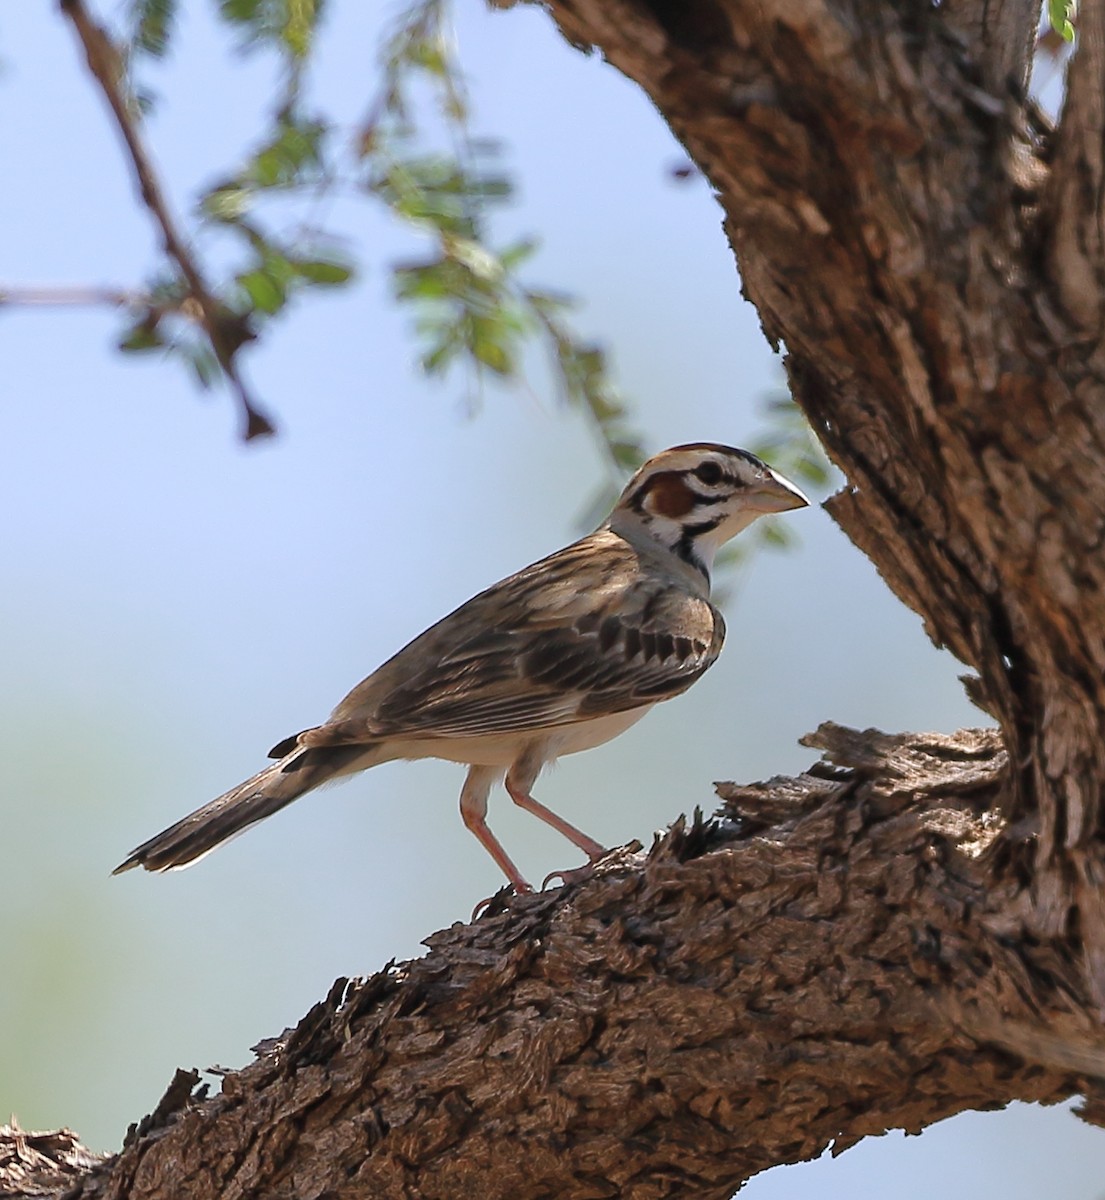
298, 533, 724, 749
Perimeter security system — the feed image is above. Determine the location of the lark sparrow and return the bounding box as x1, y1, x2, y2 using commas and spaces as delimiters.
114, 444, 808, 892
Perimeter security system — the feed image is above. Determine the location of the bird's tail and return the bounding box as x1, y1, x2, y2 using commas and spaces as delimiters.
113, 744, 373, 874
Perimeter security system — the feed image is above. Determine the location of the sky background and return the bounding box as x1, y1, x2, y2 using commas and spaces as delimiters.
2, 3, 1101, 1196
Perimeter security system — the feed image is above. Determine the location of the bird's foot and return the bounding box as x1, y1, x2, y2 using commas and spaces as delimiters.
470, 880, 532, 922
541, 840, 643, 891
540, 864, 593, 890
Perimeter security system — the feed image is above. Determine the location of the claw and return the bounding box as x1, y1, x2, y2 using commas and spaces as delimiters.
470, 882, 529, 922
542, 841, 646, 891
541, 863, 596, 890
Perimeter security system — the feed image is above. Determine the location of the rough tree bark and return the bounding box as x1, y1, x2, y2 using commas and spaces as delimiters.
6, 0, 1105, 1196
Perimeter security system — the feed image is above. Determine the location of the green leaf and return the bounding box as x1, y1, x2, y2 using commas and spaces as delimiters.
609, 440, 644, 471
236, 268, 287, 315
1048, 0, 1076, 40
757, 519, 794, 549
393, 260, 449, 301
118, 320, 164, 352
218, 0, 263, 28
181, 344, 220, 389
247, 117, 327, 187
282, 0, 321, 59
498, 238, 538, 271
216, 0, 325, 60
202, 186, 252, 222
523, 288, 573, 317
262, 251, 300, 287
469, 315, 514, 374
128, 0, 177, 57
292, 258, 354, 286
421, 326, 462, 375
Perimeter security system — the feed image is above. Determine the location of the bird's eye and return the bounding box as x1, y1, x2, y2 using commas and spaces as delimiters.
693, 461, 723, 486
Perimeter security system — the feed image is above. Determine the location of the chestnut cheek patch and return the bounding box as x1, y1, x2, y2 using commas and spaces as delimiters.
644, 472, 696, 519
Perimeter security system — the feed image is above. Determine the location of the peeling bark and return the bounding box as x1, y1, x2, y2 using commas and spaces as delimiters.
10, 0, 1105, 1194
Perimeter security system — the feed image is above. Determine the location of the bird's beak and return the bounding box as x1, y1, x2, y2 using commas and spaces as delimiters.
747, 469, 810, 514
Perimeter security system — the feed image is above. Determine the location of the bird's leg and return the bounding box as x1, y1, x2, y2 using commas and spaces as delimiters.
459, 764, 533, 893
505, 750, 607, 861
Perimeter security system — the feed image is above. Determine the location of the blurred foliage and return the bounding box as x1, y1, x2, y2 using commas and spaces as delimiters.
360, 0, 645, 473
73, 0, 826, 541
116, 0, 350, 410
109, 0, 649, 467
126, 0, 176, 60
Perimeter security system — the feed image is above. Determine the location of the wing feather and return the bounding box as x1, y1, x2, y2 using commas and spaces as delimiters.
302, 530, 724, 747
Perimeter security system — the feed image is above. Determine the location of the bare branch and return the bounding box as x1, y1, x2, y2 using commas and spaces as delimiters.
57, 0, 275, 439
0, 285, 145, 309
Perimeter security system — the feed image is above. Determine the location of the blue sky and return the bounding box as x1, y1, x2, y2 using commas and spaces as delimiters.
1, 3, 1101, 1195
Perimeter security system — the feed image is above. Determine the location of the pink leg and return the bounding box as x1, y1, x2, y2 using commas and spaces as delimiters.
459, 765, 533, 893
505, 761, 606, 861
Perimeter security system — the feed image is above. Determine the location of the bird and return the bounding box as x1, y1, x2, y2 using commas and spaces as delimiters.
114, 443, 808, 892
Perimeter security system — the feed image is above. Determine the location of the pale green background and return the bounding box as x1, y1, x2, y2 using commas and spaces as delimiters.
2, 5, 1101, 1197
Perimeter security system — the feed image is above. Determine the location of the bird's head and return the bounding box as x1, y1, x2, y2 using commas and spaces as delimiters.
606, 442, 809, 578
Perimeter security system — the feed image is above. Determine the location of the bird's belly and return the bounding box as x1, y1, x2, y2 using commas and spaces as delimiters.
551, 705, 654, 754
392, 705, 655, 769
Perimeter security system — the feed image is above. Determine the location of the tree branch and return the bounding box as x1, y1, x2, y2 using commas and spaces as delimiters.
57, 0, 275, 439
0, 285, 145, 309
4, 727, 1100, 1200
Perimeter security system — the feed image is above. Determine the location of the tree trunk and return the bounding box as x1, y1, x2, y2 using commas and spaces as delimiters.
543, 0, 1105, 987
7, 0, 1105, 1196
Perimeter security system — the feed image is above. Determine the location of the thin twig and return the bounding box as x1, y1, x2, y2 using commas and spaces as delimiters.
0, 285, 145, 308
57, 0, 275, 438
